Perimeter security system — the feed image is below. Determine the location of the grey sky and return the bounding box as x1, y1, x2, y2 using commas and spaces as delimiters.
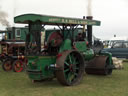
0, 0, 128, 40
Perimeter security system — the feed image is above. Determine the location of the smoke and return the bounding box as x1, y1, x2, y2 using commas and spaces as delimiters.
13, 0, 17, 26
87, 0, 92, 16
0, 7, 10, 27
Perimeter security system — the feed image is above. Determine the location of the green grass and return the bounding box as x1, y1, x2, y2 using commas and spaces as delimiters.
0, 63, 128, 96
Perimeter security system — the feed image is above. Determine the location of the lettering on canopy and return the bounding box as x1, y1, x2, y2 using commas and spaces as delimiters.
48, 18, 97, 25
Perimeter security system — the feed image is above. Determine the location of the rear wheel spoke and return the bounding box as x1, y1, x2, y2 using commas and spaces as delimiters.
68, 54, 72, 64
65, 61, 70, 66
74, 72, 78, 76
75, 67, 79, 70
73, 58, 77, 64
64, 68, 70, 72
67, 72, 74, 82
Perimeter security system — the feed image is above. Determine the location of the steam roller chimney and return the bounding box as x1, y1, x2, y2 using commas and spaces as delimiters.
86, 16, 93, 47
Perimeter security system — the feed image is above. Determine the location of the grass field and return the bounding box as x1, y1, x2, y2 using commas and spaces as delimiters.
0, 62, 128, 96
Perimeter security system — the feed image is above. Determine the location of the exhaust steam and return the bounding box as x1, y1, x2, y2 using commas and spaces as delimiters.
87, 0, 92, 16
0, 0, 10, 27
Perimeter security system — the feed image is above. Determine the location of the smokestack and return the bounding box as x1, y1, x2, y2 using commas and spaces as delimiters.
86, 16, 93, 47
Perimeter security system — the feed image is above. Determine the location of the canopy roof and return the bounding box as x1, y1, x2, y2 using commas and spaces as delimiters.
14, 14, 101, 26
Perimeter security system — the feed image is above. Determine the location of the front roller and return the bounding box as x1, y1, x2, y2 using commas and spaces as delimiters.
85, 56, 113, 75
55, 50, 85, 86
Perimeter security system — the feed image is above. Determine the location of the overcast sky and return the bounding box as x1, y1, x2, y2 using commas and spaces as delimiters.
0, 0, 128, 40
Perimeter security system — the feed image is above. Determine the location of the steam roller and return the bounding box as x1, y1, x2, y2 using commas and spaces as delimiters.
14, 14, 114, 86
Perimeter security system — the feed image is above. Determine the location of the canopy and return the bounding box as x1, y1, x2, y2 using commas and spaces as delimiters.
14, 14, 101, 26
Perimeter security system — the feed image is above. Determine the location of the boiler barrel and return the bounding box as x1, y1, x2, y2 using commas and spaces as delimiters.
83, 49, 94, 60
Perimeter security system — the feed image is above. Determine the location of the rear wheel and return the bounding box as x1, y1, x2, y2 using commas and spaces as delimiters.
56, 50, 85, 86
12, 60, 24, 72
2, 59, 13, 71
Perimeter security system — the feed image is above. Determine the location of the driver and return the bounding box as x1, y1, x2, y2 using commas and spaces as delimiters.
76, 33, 84, 41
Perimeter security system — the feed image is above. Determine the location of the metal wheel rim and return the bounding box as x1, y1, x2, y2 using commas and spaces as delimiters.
3, 60, 12, 71
14, 60, 23, 72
